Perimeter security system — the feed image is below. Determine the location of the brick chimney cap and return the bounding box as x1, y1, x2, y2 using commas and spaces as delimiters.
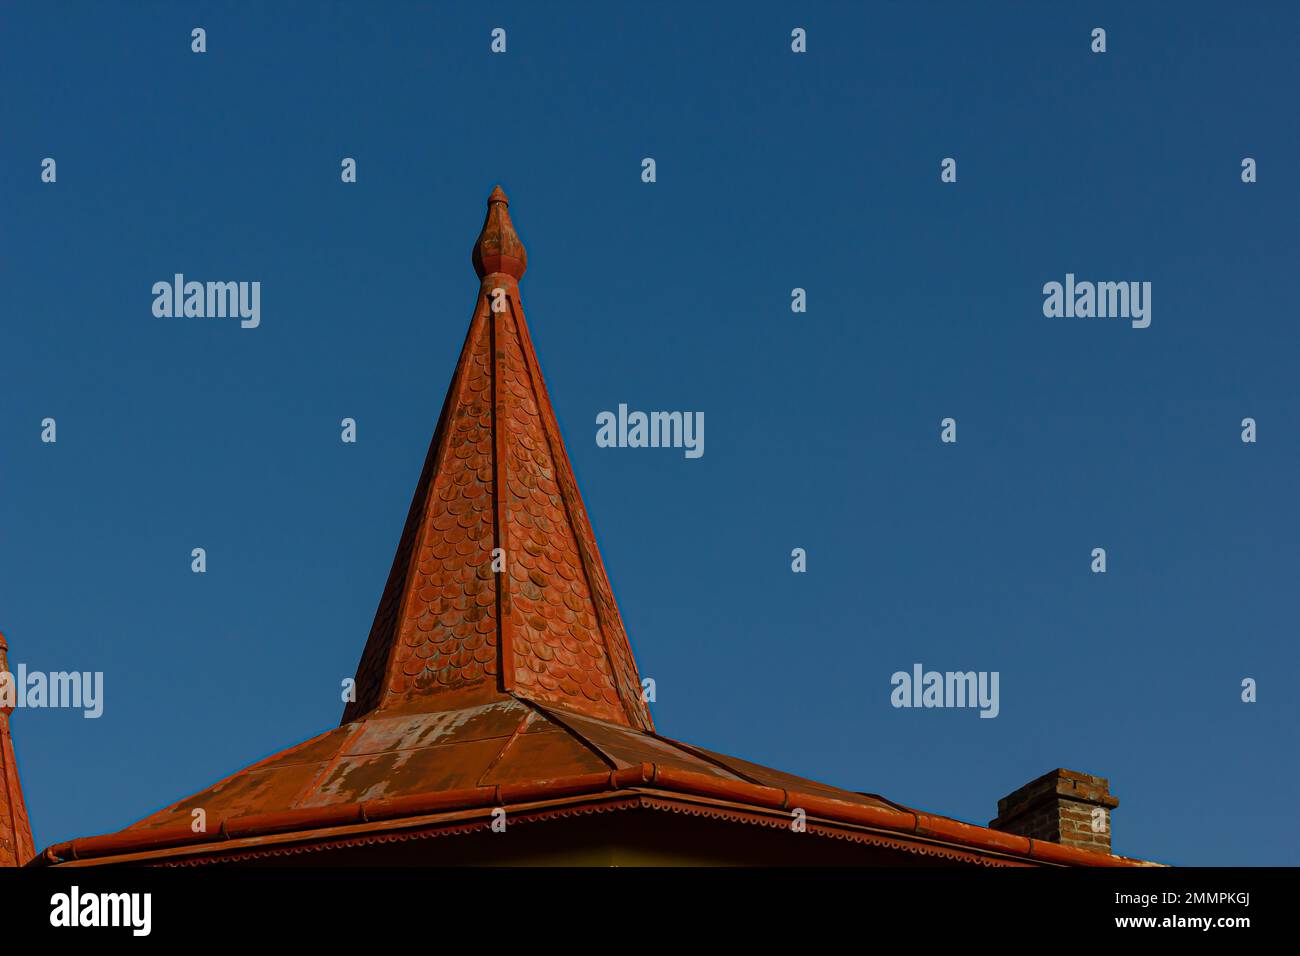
996, 767, 1119, 818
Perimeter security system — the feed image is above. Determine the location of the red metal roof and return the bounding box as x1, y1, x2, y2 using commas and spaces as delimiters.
36, 696, 1152, 867
32, 188, 1155, 868
0, 632, 35, 867
343, 186, 650, 731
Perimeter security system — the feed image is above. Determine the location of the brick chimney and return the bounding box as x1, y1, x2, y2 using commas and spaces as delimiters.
989, 768, 1119, 854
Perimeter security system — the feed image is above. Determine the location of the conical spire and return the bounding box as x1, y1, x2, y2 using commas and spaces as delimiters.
0, 632, 35, 867
343, 187, 651, 731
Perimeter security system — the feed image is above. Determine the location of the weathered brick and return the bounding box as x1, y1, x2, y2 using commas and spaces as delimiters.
989, 768, 1117, 854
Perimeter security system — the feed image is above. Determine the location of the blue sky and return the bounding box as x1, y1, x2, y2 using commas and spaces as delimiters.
2, 1, 1297, 865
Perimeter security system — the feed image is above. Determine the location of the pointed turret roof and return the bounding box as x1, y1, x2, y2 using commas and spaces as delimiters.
343, 186, 651, 730
32, 188, 1155, 869
0, 632, 35, 867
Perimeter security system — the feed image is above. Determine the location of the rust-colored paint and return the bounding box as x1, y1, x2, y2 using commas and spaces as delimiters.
35, 760, 1155, 868
0, 632, 35, 867
44, 796, 1043, 868
471, 186, 527, 281
342, 187, 651, 731
32, 188, 1159, 869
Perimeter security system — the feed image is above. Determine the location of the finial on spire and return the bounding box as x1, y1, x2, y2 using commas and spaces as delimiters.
472, 185, 527, 280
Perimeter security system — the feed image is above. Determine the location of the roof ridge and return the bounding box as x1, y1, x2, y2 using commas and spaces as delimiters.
510, 697, 620, 772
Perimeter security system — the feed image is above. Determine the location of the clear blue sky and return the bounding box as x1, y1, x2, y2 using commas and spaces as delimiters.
2, 2, 1296, 866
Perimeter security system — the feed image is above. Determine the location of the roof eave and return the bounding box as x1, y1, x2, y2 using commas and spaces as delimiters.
32, 763, 1159, 868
